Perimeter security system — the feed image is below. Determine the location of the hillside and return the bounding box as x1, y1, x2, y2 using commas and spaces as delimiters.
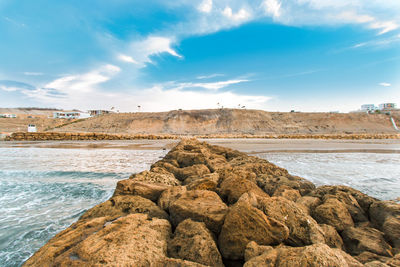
52, 109, 399, 135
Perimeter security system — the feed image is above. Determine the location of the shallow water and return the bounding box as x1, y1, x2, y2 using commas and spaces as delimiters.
0, 147, 167, 267
0, 145, 399, 266
258, 152, 400, 201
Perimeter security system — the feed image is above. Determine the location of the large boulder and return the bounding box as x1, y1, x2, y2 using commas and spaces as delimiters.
113, 180, 169, 201
168, 219, 224, 267
272, 185, 301, 202
219, 176, 269, 204
131, 170, 181, 186
169, 190, 228, 234
81, 195, 169, 221
369, 201, 400, 248
319, 224, 344, 250
257, 196, 325, 246
296, 196, 321, 215
158, 186, 187, 211
256, 174, 315, 196
243, 243, 363, 267
24, 214, 171, 267
323, 192, 368, 223
218, 194, 289, 260
341, 226, 393, 256
312, 198, 354, 231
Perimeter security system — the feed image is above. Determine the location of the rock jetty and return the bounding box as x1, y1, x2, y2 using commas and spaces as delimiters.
24, 139, 400, 266
5, 131, 400, 141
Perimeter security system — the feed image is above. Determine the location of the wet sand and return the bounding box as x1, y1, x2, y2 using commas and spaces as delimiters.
1, 138, 400, 154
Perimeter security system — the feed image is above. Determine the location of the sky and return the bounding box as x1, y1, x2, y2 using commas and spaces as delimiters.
0, 0, 399, 112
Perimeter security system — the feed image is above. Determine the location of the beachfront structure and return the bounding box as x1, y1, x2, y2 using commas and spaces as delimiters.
88, 110, 112, 117
28, 124, 37, 132
53, 111, 81, 119
0, 114, 17, 118
361, 104, 376, 112
379, 103, 397, 110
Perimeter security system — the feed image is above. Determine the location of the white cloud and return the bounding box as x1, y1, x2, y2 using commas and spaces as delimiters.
128, 36, 182, 66
222, 6, 251, 22
117, 54, 138, 64
45, 64, 120, 93
369, 21, 399, 35
379, 82, 391, 87
198, 0, 213, 13
173, 79, 249, 91
0, 85, 19, 92
23, 72, 44, 76
263, 0, 281, 18
197, 73, 224, 79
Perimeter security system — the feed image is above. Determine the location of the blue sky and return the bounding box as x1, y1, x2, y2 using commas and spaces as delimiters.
0, 0, 399, 112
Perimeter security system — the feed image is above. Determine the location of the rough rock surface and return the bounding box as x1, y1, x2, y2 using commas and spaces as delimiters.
243, 243, 363, 267
169, 190, 228, 233
168, 219, 224, 267
218, 194, 289, 260
24, 139, 400, 266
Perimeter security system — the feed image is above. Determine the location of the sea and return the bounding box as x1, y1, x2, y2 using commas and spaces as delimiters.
0, 141, 399, 267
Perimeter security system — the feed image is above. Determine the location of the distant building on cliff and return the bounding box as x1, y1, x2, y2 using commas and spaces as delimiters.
27, 124, 37, 132
0, 114, 17, 118
379, 103, 397, 110
88, 110, 112, 117
53, 111, 81, 119
360, 104, 376, 112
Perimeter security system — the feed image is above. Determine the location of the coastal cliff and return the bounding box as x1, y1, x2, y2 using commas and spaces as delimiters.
24, 139, 400, 266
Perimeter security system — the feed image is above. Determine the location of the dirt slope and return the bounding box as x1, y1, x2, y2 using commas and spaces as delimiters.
52, 109, 399, 135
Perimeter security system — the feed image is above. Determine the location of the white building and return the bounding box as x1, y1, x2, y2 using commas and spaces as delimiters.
28, 124, 37, 132
88, 110, 112, 117
361, 104, 376, 112
0, 114, 17, 118
53, 111, 81, 119
379, 103, 397, 110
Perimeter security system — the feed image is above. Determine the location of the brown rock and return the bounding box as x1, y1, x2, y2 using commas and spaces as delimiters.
219, 176, 269, 204
177, 164, 210, 181
257, 196, 325, 246
80, 195, 169, 221
186, 178, 218, 192
218, 194, 289, 260
272, 185, 301, 202
168, 219, 224, 267
354, 251, 391, 264
364, 261, 390, 267
158, 186, 187, 211
320, 224, 344, 250
312, 198, 354, 231
244, 241, 274, 262
256, 174, 315, 196
155, 257, 208, 266
132, 170, 181, 186
296, 196, 321, 215
184, 172, 219, 185
24, 214, 171, 267
323, 192, 368, 223
169, 190, 228, 233
309, 185, 377, 213
341, 226, 393, 256
386, 253, 400, 267
113, 180, 169, 201
369, 200, 400, 248
243, 243, 363, 267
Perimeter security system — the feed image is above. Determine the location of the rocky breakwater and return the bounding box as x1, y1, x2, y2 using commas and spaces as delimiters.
24, 139, 400, 267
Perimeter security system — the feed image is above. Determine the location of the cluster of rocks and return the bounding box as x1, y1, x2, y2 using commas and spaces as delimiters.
5, 132, 400, 141
24, 139, 400, 266
5, 132, 179, 141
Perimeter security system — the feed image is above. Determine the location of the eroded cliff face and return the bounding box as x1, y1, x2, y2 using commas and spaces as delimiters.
53, 109, 400, 135
24, 139, 400, 267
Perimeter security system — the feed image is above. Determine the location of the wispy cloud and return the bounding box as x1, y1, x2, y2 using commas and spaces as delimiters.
197, 73, 225, 79
172, 79, 249, 91
379, 82, 391, 87
222, 6, 251, 22
117, 54, 138, 64
23, 72, 44, 76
